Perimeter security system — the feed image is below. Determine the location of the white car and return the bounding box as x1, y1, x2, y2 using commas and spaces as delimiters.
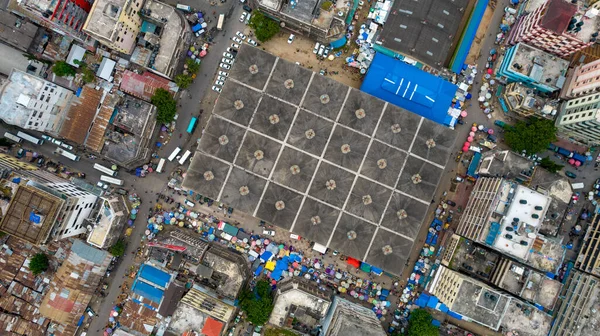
184, 200, 195, 208
220, 63, 231, 69
323, 47, 330, 57
287, 34, 295, 44
226, 47, 236, 53
318, 45, 325, 56
219, 71, 229, 77
96, 181, 109, 190
60, 143, 74, 150
263, 229, 275, 236
313, 42, 320, 53
221, 57, 233, 65
223, 52, 234, 58
232, 36, 243, 44
212, 86, 222, 92
217, 76, 227, 81
215, 80, 225, 86
231, 42, 240, 49
247, 38, 257, 46
239, 12, 247, 22
41, 135, 54, 141
51, 138, 63, 146
245, 14, 251, 23
236, 31, 246, 39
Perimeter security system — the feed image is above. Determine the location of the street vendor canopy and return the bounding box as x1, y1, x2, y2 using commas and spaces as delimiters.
347, 257, 361, 268
330, 36, 347, 49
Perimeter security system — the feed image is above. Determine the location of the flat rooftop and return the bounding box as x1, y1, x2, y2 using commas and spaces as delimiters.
380, 0, 470, 66
451, 279, 511, 331
202, 248, 245, 299
184, 46, 457, 276
501, 300, 553, 336
280, 0, 334, 29
87, 197, 127, 248
0, 10, 38, 51
84, 0, 123, 39
509, 43, 569, 88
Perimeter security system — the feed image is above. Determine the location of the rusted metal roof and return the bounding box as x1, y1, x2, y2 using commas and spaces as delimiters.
119, 70, 177, 102
86, 92, 119, 153
59, 85, 103, 145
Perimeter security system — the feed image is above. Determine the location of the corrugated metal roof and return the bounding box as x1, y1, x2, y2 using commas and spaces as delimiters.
59, 86, 103, 145
70, 240, 110, 265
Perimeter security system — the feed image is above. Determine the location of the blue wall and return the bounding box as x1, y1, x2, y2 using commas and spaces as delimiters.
496, 45, 555, 93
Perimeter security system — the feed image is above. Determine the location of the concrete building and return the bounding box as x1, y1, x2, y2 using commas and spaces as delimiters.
508, 0, 600, 58
428, 265, 511, 331
556, 92, 600, 145
86, 196, 128, 249
82, 0, 143, 54
7, 0, 93, 41
0, 10, 40, 52
320, 296, 386, 336
496, 43, 568, 94
456, 177, 505, 241
561, 58, 600, 99
0, 69, 73, 134
269, 278, 331, 330
575, 213, 600, 276
501, 82, 559, 119
254, 0, 345, 43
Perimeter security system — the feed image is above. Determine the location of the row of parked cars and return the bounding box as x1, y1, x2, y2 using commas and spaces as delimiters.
213, 31, 258, 92
41, 134, 73, 150
313, 42, 331, 58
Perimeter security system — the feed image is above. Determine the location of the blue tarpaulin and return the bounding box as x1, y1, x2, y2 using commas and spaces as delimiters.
427, 296, 439, 308
416, 294, 430, 308
77, 315, 85, 326
11, 177, 20, 183
449, 0, 490, 73
371, 266, 383, 276
467, 152, 482, 178
260, 251, 273, 262
29, 212, 41, 224
330, 36, 347, 49
448, 311, 463, 320
139, 264, 171, 288
439, 303, 449, 313
254, 265, 264, 276
132, 280, 164, 304
432, 320, 441, 327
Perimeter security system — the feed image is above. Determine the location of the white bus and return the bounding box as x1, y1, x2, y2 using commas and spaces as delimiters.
4, 132, 22, 143
217, 14, 225, 30
100, 175, 124, 186
176, 3, 191, 11
17, 131, 44, 145
93, 163, 117, 177
168, 147, 181, 161
179, 150, 192, 165
55, 147, 81, 161
156, 158, 166, 173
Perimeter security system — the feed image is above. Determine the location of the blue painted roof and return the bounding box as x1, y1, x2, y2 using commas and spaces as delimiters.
132, 280, 164, 304
467, 152, 482, 177
139, 264, 171, 288
361, 53, 458, 126
71, 240, 109, 265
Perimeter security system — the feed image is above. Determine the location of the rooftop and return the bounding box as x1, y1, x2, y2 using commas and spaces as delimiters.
87, 197, 128, 248
86, 91, 118, 153
322, 296, 386, 336
540, 0, 600, 43
60, 85, 103, 145
500, 299, 553, 336
202, 246, 247, 299
279, 0, 335, 29
270, 278, 331, 326
83, 0, 129, 40
167, 301, 210, 335
119, 70, 178, 102
530, 168, 572, 237
550, 270, 600, 336
0, 184, 63, 245
477, 150, 535, 179
0, 10, 39, 51
379, 0, 471, 66
508, 43, 569, 88
184, 45, 456, 276
502, 83, 560, 119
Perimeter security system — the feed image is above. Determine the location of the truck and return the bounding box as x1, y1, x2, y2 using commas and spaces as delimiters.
570, 152, 587, 164
176, 4, 192, 11
557, 147, 572, 157
217, 14, 225, 30
191, 22, 207, 32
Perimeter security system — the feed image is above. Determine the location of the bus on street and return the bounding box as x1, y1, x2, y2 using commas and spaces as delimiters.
17, 131, 44, 145
187, 117, 198, 134
94, 163, 117, 176
179, 150, 192, 165
4, 132, 22, 143
217, 14, 225, 30
168, 147, 181, 161
156, 158, 166, 173
101, 175, 124, 185
55, 148, 81, 161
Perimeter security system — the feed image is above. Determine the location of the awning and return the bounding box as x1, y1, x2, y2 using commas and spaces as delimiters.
330, 36, 347, 49
312, 242, 327, 254
346, 257, 361, 268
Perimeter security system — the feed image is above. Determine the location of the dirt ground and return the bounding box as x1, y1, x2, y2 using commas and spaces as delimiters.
241, 29, 364, 88
465, 6, 495, 64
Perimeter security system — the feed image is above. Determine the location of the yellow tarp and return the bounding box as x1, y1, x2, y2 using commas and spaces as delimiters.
265, 261, 276, 271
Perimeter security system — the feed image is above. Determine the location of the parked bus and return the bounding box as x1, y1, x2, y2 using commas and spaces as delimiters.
179, 150, 192, 165
4, 132, 22, 143
187, 117, 197, 134
168, 147, 181, 161
17, 131, 44, 145
217, 14, 225, 30
100, 175, 124, 186
176, 3, 191, 11
55, 147, 81, 161
156, 158, 166, 173
93, 163, 117, 176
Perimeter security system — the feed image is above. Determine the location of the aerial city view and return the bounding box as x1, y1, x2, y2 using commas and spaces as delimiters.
1, 0, 600, 335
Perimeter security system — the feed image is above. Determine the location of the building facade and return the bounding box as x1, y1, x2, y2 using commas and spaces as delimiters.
556, 92, 600, 145
45, 181, 98, 239
508, 0, 596, 58
83, 0, 143, 54
561, 58, 600, 99
0, 69, 73, 134
320, 296, 386, 336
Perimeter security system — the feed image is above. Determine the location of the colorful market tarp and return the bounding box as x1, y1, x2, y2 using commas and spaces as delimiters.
347, 257, 361, 268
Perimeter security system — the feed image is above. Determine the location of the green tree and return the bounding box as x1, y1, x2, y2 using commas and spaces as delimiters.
52, 61, 76, 77
239, 280, 274, 326
151, 88, 177, 124
186, 58, 200, 74
174, 74, 193, 89
504, 118, 557, 154
30, 253, 49, 275
540, 157, 564, 173
321, 1, 333, 10
109, 239, 126, 257
249, 11, 280, 42
408, 309, 438, 336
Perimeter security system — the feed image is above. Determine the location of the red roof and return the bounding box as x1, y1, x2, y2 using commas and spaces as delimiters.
119, 70, 176, 102
540, 0, 577, 34
201, 317, 223, 336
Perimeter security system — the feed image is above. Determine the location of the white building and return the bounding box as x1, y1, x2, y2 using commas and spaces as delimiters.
556, 92, 600, 145
87, 196, 128, 249
0, 69, 73, 134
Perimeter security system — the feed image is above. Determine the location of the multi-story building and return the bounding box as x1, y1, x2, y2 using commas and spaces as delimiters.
496, 43, 569, 94
270, 278, 331, 330
0, 10, 40, 52
575, 213, 600, 275
7, 0, 93, 41
556, 92, 600, 145
82, 0, 143, 54
508, 0, 599, 58
86, 196, 128, 249
501, 82, 559, 119
0, 69, 73, 134
561, 58, 600, 99
320, 296, 386, 336
456, 177, 504, 241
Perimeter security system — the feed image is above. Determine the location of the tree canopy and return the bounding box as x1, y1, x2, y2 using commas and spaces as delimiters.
175, 74, 193, 89
407, 309, 438, 336
249, 12, 280, 42
151, 88, 177, 124
186, 58, 200, 74
30, 253, 49, 275
539, 157, 564, 173
504, 118, 556, 154
52, 61, 76, 77
239, 280, 274, 326
109, 239, 126, 257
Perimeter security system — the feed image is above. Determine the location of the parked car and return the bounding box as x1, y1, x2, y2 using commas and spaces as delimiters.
223, 52, 234, 58
236, 31, 246, 39
290, 233, 301, 240
227, 207, 234, 215
221, 58, 233, 65
243, 5, 252, 12
218, 71, 229, 77
313, 42, 320, 54
454, 176, 464, 182
323, 47, 330, 57
226, 47, 236, 53
318, 45, 325, 56
239, 12, 247, 22
220, 63, 231, 69
36, 157, 45, 166
212, 86, 222, 92
41, 135, 54, 141
232, 36, 243, 44
505, 234, 513, 239
231, 43, 240, 49
96, 181, 109, 190
247, 38, 257, 46
287, 34, 295, 44
184, 199, 195, 207
565, 171, 577, 178
217, 76, 227, 82
60, 143, 73, 150
263, 229, 275, 236
462, 263, 473, 271
51, 138, 63, 146
446, 200, 456, 206
215, 80, 225, 86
